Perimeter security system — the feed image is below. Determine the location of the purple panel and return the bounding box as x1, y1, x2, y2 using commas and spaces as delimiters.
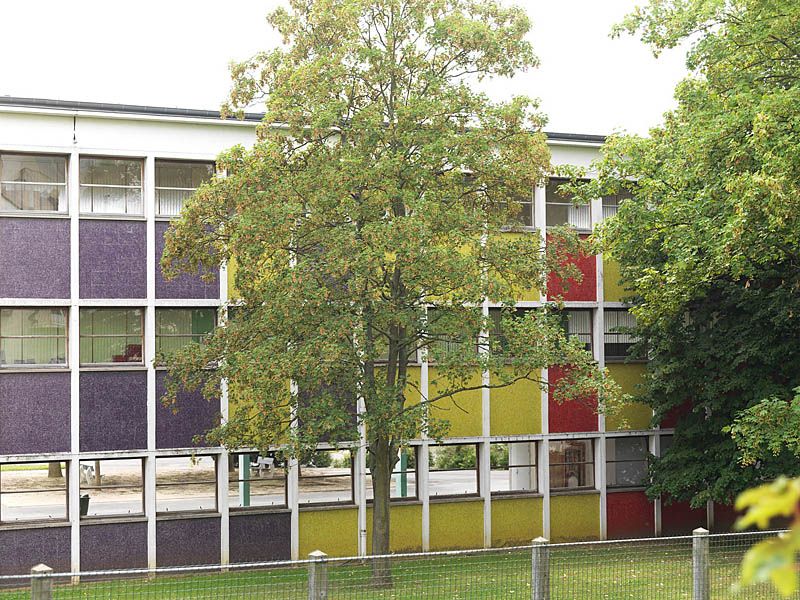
0, 372, 70, 454
229, 512, 291, 563
155, 371, 220, 449
156, 221, 219, 299
81, 521, 147, 571
0, 526, 71, 576
0, 218, 70, 298
157, 517, 221, 566
80, 371, 147, 452
79, 220, 146, 299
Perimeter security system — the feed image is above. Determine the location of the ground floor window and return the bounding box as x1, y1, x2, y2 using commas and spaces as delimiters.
229, 452, 287, 510
428, 444, 479, 497
156, 455, 217, 513
549, 440, 594, 490
366, 448, 417, 501
606, 437, 649, 488
0, 461, 68, 522
298, 449, 354, 506
79, 458, 144, 518
490, 441, 538, 495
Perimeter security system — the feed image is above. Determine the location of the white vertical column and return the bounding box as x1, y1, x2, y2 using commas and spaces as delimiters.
534, 183, 550, 538
419, 341, 430, 552
68, 149, 81, 573
591, 196, 607, 540
144, 155, 157, 568
219, 265, 230, 566
480, 299, 491, 548
651, 434, 662, 536
288, 381, 300, 560
356, 396, 367, 557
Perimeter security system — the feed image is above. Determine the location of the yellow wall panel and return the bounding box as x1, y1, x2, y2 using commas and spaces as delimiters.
226, 256, 239, 300
606, 364, 651, 430
428, 368, 483, 438
299, 507, 359, 557
491, 496, 543, 546
429, 500, 484, 550
550, 494, 600, 541
366, 503, 423, 553
603, 257, 631, 302
490, 370, 541, 435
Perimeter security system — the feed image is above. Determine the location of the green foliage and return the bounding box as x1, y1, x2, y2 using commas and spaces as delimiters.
161, 0, 617, 557
727, 389, 800, 467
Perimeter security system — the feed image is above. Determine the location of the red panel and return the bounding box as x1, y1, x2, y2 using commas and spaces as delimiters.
713, 503, 740, 533
548, 365, 598, 433
660, 401, 691, 428
661, 500, 707, 535
607, 491, 654, 539
546, 234, 597, 301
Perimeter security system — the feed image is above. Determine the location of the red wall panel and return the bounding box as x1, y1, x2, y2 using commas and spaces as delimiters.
548, 365, 598, 433
607, 491, 654, 539
661, 500, 707, 535
546, 234, 597, 301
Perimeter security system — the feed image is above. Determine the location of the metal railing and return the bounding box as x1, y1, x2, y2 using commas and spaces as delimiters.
0, 529, 794, 599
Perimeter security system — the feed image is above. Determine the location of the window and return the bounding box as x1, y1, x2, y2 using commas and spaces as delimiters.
546, 179, 590, 230
602, 189, 632, 219
156, 455, 217, 513
298, 450, 354, 505
79, 157, 143, 215
0, 461, 68, 522
0, 308, 67, 367
489, 307, 535, 355
366, 448, 417, 501
659, 435, 673, 456
549, 440, 594, 490
155, 160, 214, 217
155, 308, 215, 356
606, 437, 648, 488
502, 192, 533, 227
428, 444, 479, 497
563, 309, 592, 352
79, 458, 144, 518
425, 307, 480, 361
604, 309, 638, 360
79, 308, 143, 365
0, 153, 67, 213
229, 452, 287, 510
490, 441, 537, 495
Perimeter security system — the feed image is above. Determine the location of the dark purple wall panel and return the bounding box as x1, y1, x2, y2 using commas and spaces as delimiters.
0, 526, 71, 576
229, 512, 291, 563
157, 517, 221, 566
80, 371, 147, 452
81, 521, 147, 571
0, 217, 70, 298
79, 220, 146, 299
0, 372, 70, 454
155, 222, 219, 299
155, 371, 219, 449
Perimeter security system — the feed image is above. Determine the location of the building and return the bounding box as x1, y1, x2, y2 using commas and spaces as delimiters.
0, 97, 718, 576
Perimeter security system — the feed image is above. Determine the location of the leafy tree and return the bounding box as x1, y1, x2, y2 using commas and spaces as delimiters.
161, 0, 616, 582
565, 0, 800, 511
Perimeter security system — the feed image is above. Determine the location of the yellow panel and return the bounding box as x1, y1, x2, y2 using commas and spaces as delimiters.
226, 256, 239, 300
428, 368, 482, 438
429, 500, 484, 550
299, 507, 358, 557
606, 363, 651, 431
603, 257, 632, 302
490, 369, 541, 435
491, 496, 543, 546
550, 494, 600, 541
366, 503, 423, 553
500, 232, 542, 302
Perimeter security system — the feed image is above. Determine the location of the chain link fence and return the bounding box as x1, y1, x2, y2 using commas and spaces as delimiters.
0, 530, 794, 599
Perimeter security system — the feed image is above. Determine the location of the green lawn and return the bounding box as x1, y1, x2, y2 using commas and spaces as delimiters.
0, 544, 791, 599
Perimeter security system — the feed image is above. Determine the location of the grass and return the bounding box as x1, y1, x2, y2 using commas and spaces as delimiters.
0, 464, 57, 472
0, 542, 789, 599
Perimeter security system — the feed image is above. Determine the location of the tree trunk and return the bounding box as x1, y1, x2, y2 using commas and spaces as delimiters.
370, 439, 396, 587
47, 462, 63, 478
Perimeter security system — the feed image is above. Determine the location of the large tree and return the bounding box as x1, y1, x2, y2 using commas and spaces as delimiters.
161, 0, 615, 580
568, 0, 800, 509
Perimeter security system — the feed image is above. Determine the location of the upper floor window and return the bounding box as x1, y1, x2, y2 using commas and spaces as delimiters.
549, 439, 594, 490
563, 309, 593, 352
604, 309, 638, 361
503, 192, 533, 228
155, 160, 214, 217
79, 157, 143, 215
546, 178, 590, 230
79, 308, 143, 365
0, 308, 67, 368
155, 308, 216, 357
0, 153, 67, 213
602, 189, 633, 220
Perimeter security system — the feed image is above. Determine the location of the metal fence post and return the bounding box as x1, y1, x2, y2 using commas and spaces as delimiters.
531, 537, 550, 600
308, 550, 328, 600
693, 527, 710, 600
30, 564, 53, 600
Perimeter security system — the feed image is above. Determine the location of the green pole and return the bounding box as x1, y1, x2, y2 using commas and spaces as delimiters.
399, 450, 408, 498
239, 455, 251, 507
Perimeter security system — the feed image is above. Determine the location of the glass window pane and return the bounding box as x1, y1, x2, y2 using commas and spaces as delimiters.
365, 449, 417, 500
79, 186, 142, 215
549, 440, 594, 490
80, 158, 142, 187
490, 442, 537, 494
605, 309, 638, 359
229, 453, 287, 509
79, 459, 143, 517
606, 437, 649, 488
0, 462, 68, 522
79, 308, 143, 364
298, 450, 353, 505
156, 309, 215, 355
156, 456, 217, 513
0, 309, 67, 367
428, 445, 478, 496
1, 183, 66, 212
1, 154, 66, 184
156, 161, 213, 189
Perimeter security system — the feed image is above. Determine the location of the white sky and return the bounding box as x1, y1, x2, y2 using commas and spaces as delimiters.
0, 0, 687, 136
